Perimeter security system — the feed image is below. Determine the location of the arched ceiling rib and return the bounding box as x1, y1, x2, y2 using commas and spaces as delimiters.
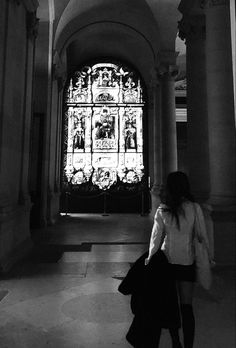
36, 0, 185, 81
54, 0, 160, 56
66, 21, 156, 85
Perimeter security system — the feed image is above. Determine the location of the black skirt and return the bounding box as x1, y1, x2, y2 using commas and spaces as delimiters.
170, 263, 196, 282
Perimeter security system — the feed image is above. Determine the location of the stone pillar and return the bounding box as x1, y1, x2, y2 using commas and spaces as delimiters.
19, 11, 39, 207
46, 53, 66, 225
178, 14, 210, 201
0, 0, 38, 272
55, 90, 64, 191
205, 0, 236, 206
229, 0, 236, 125
38, 18, 54, 227
159, 65, 178, 181
148, 74, 162, 215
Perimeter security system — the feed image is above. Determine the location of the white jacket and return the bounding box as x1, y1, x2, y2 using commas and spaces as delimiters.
147, 201, 210, 265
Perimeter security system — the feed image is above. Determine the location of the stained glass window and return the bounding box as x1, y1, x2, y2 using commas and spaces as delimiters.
63, 62, 145, 191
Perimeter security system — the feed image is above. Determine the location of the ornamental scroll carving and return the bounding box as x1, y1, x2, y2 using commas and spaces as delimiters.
66, 64, 143, 104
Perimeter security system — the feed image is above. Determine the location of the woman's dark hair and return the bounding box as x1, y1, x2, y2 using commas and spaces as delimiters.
162, 171, 195, 228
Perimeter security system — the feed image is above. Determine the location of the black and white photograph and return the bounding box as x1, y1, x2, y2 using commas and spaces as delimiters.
0, 0, 235, 347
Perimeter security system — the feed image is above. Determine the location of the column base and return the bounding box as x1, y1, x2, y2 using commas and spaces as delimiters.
211, 205, 236, 265
47, 191, 60, 226
0, 202, 33, 273
208, 193, 236, 208
0, 237, 33, 273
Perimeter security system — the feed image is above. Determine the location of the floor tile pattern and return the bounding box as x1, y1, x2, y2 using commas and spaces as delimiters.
0, 214, 235, 347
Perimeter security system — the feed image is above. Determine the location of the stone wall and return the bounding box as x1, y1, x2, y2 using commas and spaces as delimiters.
0, 0, 38, 272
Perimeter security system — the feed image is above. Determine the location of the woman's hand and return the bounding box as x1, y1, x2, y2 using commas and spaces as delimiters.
144, 258, 150, 266
210, 259, 216, 268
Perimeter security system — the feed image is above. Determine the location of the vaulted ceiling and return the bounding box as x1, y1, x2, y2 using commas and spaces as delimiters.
36, 0, 186, 84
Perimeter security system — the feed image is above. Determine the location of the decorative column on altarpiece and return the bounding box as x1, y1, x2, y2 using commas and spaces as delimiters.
204, 0, 236, 206
178, 14, 210, 202
158, 64, 178, 182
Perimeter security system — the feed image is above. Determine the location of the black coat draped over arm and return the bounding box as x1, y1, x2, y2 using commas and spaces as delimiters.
118, 250, 181, 347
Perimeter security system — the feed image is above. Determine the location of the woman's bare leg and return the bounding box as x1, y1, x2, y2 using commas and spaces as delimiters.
178, 281, 195, 348
178, 281, 194, 304
169, 327, 183, 348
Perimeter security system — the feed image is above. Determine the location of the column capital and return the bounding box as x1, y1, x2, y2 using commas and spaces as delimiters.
156, 51, 179, 80
53, 51, 67, 90
148, 68, 160, 89
11, 0, 39, 12
156, 64, 179, 80
156, 50, 179, 67
178, 15, 206, 42
26, 11, 39, 40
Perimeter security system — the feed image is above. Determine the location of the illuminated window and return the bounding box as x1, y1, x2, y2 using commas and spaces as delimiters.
63, 62, 145, 190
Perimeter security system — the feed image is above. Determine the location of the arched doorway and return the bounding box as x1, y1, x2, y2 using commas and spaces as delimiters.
60, 60, 150, 214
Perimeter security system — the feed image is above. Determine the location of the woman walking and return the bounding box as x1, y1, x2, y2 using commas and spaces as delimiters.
145, 171, 211, 348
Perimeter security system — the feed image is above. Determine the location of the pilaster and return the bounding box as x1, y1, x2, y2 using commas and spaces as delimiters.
148, 71, 162, 215
178, 14, 210, 202
0, 0, 38, 272
44, 51, 67, 225
178, 0, 236, 265
38, 16, 55, 227
204, 0, 236, 206
18, 11, 38, 208
157, 62, 178, 182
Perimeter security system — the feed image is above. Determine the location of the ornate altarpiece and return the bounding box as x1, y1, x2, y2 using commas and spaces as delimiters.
63, 62, 145, 191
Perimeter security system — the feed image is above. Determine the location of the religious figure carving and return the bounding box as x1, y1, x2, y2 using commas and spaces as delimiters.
73, 121, 85, 150
96, 68, 114, 87
92, 168, 117, 190
72, 111, 85, 150
124, 108, 137, 150
71, 170, 86, 185
125, 123, 137, 150
95, 107, 115, 140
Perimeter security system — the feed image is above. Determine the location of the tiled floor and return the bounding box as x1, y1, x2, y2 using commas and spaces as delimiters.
0, 214, 235, 347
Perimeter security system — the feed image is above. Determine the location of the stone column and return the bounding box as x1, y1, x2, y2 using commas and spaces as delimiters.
38, 18, 54, 227
0, 0, 38, 272
159, 65, 178, 181
46, 54, 66, 225
148, 73, 162, 214
205, 0, 236, 206
229, 0, 236, 125
19, 10, 39, 207
178, 14, 210, 202
147, 82, 154, 189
